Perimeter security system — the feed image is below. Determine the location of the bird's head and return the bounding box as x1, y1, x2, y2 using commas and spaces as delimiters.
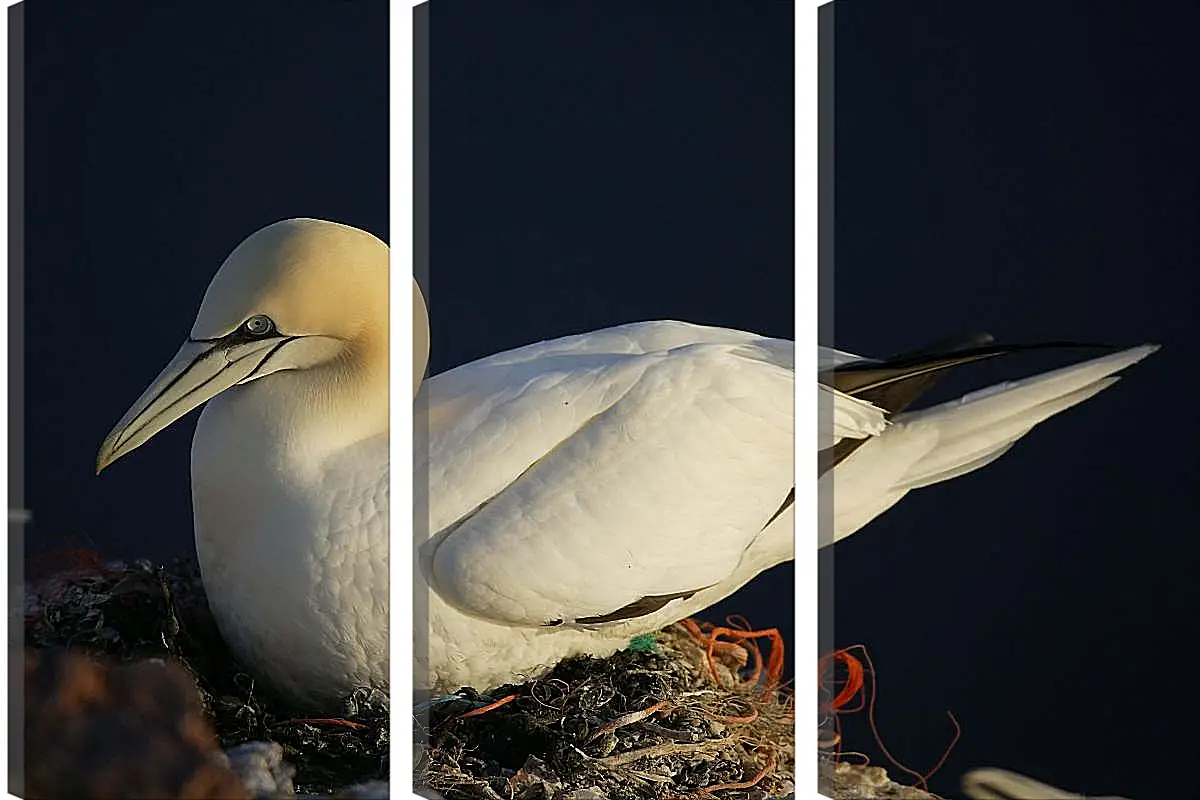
96, 218, 397, 474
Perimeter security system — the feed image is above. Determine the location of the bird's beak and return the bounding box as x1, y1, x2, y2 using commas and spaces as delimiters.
96, 336, 285, 474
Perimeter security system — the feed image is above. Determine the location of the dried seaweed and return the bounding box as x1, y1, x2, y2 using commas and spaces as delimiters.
417, 625, 795, 800
25, 554, 797, 799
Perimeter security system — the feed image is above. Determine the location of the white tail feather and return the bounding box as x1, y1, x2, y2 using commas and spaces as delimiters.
829, 344, 1157, 543
896, 377, 1119, 491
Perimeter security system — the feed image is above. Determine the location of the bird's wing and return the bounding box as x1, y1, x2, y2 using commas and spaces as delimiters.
826, 344, 1158, 542
818, 346, 869, 369
418, 322, 794, 628
821, 383, 888, 445
457, 320, 777, 367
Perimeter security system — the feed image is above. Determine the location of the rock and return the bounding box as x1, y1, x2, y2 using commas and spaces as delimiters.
224, 741, 296, 798
818, 759, 937, 799
22, 648, 248, 799
332, 780, 391, 798
558, 789, 609, 800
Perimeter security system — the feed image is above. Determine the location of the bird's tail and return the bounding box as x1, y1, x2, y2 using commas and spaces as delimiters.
891, 344, 1158, 492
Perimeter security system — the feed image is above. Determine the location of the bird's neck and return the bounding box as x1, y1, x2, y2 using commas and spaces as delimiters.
198, 331, 388, 477
317, 329, 389, 433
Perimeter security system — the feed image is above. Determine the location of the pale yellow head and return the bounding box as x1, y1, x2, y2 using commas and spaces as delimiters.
193, 217, 389, 345
97, 218, 393, 473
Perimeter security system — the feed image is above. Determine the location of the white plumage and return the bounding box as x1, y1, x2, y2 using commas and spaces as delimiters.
417, 320, 795, 693
99, 219, 389, 708
189, 393, 389, 704
821, 343, 1158, 543
419, 329, 1154, 691
96, 216, 1156, 704
822, 382, 888, 444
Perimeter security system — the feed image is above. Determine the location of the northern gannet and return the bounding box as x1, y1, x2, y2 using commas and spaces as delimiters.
416, 294, 1155, 691
93, 216, 1156, 704
415, 303, 796, 692
98, 218, 388, 708
819, 337, 1158, 543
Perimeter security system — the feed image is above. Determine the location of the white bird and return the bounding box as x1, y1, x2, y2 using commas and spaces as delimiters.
95, 217, 1156, 703
415, 302, 796, 693
818, 337, 1158, 543
98, 218, 389, 708
418, 318, 1154, 691
821, 382, 888, 445
94, 217, 796, 702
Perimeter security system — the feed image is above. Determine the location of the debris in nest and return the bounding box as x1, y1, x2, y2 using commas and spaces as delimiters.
23, 553, 389, 796
817, 644, 962, 800
417, 622, 795, 800
818, 759, 938, 800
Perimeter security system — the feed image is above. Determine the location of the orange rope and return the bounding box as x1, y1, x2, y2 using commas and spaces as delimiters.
818, 648, 865, 713
818, 644, 961, 791
698, 748, 778, 795
457, 692, 520, 719
702, 705, 759, 725
683, 617, 785, 694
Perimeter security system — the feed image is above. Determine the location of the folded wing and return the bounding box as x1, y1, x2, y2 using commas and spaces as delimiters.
418, 321, 794, 628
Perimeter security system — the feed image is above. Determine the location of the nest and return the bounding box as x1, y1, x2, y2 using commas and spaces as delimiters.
24, 553, 796, 798
23, 554, 388, 795
417, 624, 795, 800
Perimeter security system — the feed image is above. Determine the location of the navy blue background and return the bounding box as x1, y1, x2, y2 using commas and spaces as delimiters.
828, 3, 1197, 798
22, 0, 387, 558
17, 1, 1198, 798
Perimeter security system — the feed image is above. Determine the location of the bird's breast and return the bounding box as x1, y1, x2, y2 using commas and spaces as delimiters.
189, 387, 389, 705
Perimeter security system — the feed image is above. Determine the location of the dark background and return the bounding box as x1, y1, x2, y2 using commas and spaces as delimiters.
424, 0, 795, 707
15, 0, 1198, 798
21, 0, 388, 558
828, 2, 1198, 798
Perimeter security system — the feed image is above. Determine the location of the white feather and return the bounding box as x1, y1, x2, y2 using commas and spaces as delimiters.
824, 344, 1158, 544
417, 321, 794, 692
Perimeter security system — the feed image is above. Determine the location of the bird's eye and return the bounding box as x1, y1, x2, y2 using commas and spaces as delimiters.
242, 315, 275, 337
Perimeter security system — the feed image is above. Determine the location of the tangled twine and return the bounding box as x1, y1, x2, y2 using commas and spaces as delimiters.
818, 644, 960, 794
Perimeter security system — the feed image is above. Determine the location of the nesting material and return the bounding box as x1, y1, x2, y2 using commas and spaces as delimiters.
24, 553, 798, 799
417, 623, 795, 800
23, 555, 388, 796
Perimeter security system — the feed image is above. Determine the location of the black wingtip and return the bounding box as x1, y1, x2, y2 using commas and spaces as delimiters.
820, 338, 1125, 418
884, 331, 996, 361
817, 337, 1135, 476
833, 339, 1121, 380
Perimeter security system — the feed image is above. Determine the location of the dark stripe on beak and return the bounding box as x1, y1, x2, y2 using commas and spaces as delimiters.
113, 337, 295, 452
